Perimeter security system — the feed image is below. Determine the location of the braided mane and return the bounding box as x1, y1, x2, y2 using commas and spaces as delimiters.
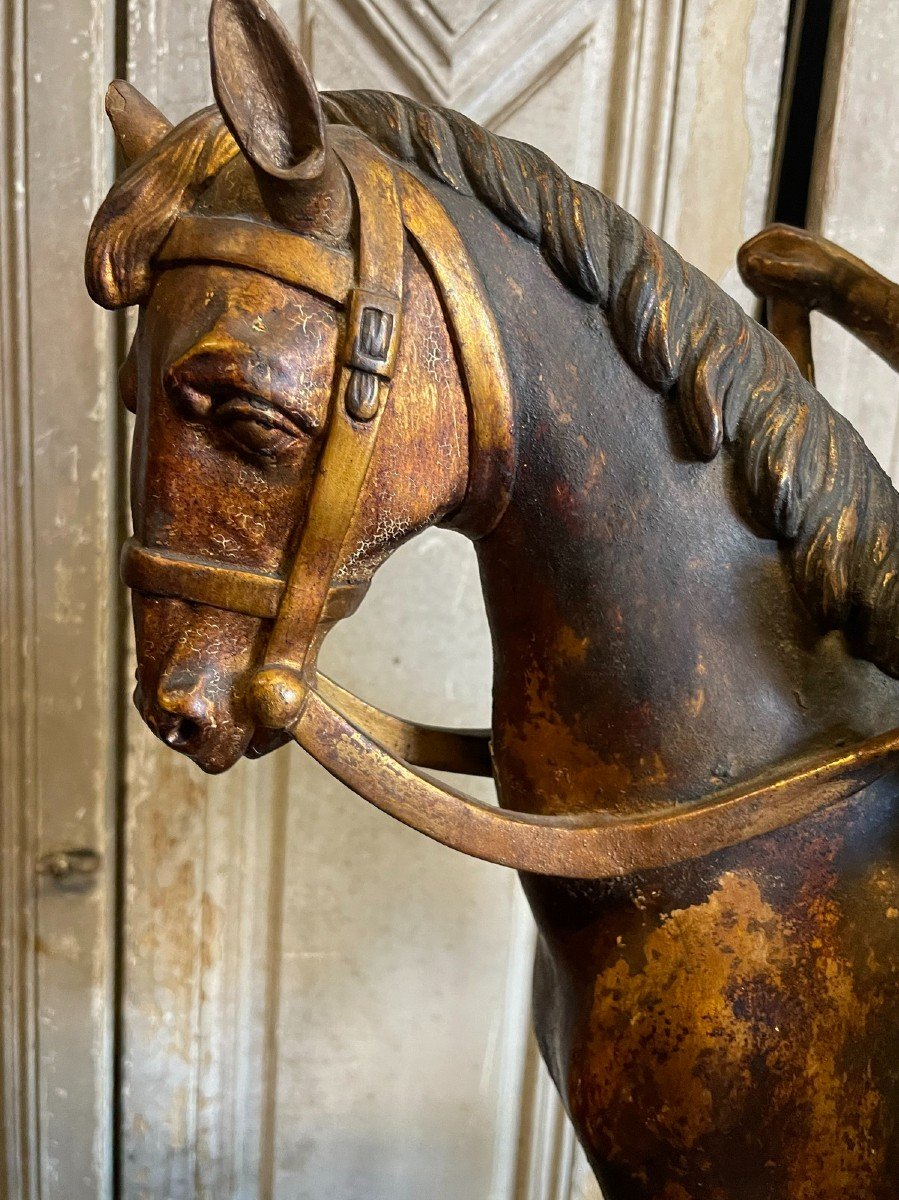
85, 91, 899, 679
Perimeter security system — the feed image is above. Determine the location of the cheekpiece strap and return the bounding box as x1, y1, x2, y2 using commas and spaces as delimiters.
248, 132, 406, 728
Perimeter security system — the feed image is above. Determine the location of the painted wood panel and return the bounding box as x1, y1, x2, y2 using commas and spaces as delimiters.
119, 3, 789, 1198
663, 0, 791, 305
807, 0, 899, 479
0, 0, 117, 1197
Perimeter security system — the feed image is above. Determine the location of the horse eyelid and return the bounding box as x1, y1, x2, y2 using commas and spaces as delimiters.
162, 358, 320, 435
215, 386, 321, 437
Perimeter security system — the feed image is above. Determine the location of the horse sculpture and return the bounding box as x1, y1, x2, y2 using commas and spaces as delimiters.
86, 1, 899, 1195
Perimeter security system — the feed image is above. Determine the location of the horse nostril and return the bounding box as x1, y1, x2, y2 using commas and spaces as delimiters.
162, 715, 203, 750
156, 668, 215, 732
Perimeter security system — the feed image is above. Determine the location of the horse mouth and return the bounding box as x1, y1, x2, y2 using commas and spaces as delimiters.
245, 727, 291, 759
180, 725, 288, 771
173, 727, 288, 773
161, 728, 253, 774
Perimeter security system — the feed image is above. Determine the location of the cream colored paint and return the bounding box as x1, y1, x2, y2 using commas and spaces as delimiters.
807, 0, 899, 479
672, 0, 755, 284
1, 0, 117, 1197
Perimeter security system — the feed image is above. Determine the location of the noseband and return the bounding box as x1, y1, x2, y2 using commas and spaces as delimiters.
123, 130, 899, 878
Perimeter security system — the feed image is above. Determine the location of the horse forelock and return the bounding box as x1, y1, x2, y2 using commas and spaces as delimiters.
87, 88, 899, 679
85, 105, 237, 309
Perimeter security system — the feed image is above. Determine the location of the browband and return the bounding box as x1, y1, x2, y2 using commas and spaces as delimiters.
158, 214, 355, 305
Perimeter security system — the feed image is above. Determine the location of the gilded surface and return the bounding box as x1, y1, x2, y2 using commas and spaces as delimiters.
553, 788, 899, 1197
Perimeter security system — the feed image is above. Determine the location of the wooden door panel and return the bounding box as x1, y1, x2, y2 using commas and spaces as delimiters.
807, 0, 899, 478
1, 1, 117, 1197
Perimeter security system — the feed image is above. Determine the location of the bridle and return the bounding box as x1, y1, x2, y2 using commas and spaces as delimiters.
122, 129, 899, 879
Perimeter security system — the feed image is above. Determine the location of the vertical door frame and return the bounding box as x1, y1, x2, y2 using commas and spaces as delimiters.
0, 0, 119, 1196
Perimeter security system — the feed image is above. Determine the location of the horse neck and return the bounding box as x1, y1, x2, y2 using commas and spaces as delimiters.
456, 209, 899, 818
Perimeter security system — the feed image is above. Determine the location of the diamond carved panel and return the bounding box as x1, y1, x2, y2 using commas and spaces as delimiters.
302, 0, 598, 105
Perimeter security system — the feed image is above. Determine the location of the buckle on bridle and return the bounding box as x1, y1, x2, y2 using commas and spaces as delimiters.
344, 287, 402, 421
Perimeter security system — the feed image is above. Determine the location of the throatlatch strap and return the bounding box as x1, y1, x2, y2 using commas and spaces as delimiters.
397, 169, 516, 540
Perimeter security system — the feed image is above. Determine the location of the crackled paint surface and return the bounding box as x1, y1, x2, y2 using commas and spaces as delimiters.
550, 787, 899, 1199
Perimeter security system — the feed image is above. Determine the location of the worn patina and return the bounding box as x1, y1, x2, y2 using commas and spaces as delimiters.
86, 1, 899, 1195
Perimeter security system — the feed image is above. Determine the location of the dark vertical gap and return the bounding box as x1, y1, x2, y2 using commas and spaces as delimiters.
111, 4, 129, 1198
768, 0, 835, 229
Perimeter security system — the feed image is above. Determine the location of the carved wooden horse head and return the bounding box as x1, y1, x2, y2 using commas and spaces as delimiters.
89, 2, 489, 778
88, 1, 899, 1193
87, 0, 899, 868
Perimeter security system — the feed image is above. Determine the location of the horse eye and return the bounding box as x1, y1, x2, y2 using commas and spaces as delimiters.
211, 392, 306, 461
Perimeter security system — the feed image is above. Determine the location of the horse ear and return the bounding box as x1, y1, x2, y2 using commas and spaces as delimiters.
209, 0, 350, 237
105, 80, 173, 165
209, 0, 327, 182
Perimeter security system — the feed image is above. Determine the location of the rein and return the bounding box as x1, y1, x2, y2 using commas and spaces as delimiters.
123, 131, 899, 879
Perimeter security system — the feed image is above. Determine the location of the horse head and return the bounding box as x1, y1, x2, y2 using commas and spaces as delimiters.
87, 0, 500, 774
